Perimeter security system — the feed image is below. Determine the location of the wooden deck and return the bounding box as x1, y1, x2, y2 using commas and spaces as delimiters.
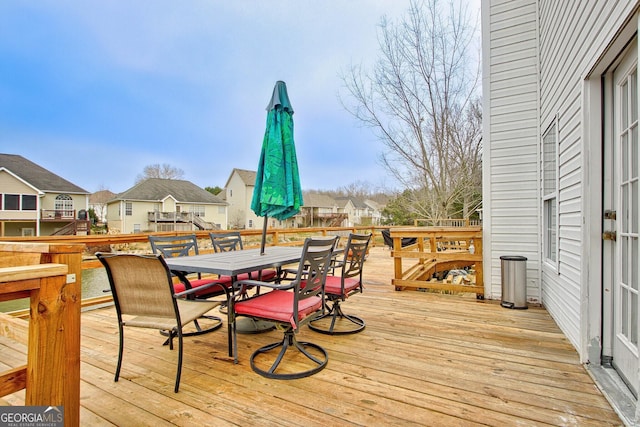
0, 247, 623, 426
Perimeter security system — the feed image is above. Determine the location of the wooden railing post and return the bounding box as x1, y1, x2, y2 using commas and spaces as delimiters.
26, 273, 69, 405
0, 242, 82, 427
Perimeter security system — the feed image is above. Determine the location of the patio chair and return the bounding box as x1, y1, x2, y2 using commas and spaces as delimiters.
149, 234, 230, 334
96, 252, 225, 392
308, 233, 372, 335
230, 236, 337, 379
209, 231, 278, 282
280, 235, 342, 281
381, 228, 417, 249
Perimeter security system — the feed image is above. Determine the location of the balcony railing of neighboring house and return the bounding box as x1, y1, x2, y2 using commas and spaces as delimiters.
389, 226, 484, 298
147, 211, 190, 222
298, 209, 349, 227
147, 212, 219, 231
0, 242, 83, 426
40, 209, 76, 221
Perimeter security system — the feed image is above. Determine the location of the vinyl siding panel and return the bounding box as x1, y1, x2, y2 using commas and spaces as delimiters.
483, 0, 540, 300
486, 0, 640, 371
536, 0, 638, 352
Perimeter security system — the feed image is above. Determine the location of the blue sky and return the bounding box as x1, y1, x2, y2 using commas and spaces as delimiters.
0, 1, 477, 194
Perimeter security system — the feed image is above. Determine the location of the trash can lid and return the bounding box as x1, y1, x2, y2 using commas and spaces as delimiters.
500, 255, 527, 261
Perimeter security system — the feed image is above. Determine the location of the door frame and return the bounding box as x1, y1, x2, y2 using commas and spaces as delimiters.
582, 15, 639, 423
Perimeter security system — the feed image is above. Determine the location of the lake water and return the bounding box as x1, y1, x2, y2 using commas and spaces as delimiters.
0, 268, 110, 312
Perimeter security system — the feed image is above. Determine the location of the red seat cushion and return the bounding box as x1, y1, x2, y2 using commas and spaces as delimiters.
323, 276, 361, 297
220, 269, 277, 283
173, 277, 232, 297
234, 290, 321, 329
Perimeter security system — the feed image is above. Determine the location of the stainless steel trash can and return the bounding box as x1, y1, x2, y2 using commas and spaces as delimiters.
500, 255, 527, 309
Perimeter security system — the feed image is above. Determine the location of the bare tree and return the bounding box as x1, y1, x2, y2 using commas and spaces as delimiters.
336, 180, 376, 199
135, 163, 185, 184
341, 0, 482, 220
90, 185, 114, 224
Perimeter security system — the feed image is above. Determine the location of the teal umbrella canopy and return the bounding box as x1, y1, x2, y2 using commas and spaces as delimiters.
251, 81, 303, 223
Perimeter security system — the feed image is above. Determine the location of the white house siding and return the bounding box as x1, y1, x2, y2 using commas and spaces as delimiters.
537, 0, 639, 353
106, 202, 122, 233
244, 186, 260, 229
226, 171, 261, 229
127, 200, 156, 233
486, 0, 640, 359
482, 0, 541, 301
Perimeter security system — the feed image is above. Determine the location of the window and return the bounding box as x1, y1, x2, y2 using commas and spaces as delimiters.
248, 219, 253, 228
543, 120, 558, 265
4, 194, 19, 210
55, 194, 73, 217
190, 205, 206, 217
218, 206, 225, 214
1, 194, 38, 211
22, 195, 36, 210
125, 202, 132, 216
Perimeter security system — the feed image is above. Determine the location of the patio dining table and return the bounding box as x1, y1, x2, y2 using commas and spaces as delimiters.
164, 246, 304, 356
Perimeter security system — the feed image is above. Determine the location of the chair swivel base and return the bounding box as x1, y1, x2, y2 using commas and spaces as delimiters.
250, 331, 328, 380
308, 302, 365, 335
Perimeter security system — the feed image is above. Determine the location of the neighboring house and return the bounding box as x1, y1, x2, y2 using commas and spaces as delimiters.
335, 196, 382, 226
334, 197, 356, 227
106, 178, 227, 234
364, 199, 384, 225
225, 168, 261, 229
224, 168, 301, 230
89, 189, 116, 224
300, 193, 344, 227
224, 168, 385, 229
483, 1, 639, 421
0, 153, 90, 236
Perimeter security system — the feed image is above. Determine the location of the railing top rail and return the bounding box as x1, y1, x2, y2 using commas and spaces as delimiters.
0, 241, 85, 253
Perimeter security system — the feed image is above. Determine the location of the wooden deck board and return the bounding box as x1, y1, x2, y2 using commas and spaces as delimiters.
0, 247, 623, 426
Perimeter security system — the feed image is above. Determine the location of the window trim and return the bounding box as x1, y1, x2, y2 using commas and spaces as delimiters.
3, 194, 20, 210
542, 117, 560, 270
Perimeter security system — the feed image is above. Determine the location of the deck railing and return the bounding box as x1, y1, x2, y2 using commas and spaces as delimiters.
389, 227, 483, 297
40, 209, 76, 220
0, 242, 83, 427
413, 218, 482, 227
0, 224, 484, 299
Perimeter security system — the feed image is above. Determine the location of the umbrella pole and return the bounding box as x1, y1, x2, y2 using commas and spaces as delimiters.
260, 215, 268, 255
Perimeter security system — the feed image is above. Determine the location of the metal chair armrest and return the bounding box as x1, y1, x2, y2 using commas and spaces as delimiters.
174, 281, 229, 299
233, 279, 295, 291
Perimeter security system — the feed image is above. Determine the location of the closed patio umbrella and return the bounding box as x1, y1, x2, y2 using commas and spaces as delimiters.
252, 81, 303, 254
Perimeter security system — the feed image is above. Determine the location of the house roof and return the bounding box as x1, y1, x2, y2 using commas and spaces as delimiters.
333, 197, 351, 209
0, 153, 89, 194
364, 199, 383, 211
225, 168, 257, 188
89, 190, 116, 204
333, 196, 365, 209
302, 193, 336, 208
113, 178, 226, 205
